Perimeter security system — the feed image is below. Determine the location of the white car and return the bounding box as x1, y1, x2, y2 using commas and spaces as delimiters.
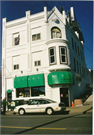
14, 98, 66, 115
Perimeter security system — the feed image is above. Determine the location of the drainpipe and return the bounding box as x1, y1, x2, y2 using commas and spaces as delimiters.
44, 7, 47, 23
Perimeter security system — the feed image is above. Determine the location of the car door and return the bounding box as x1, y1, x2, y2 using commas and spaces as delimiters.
39, 99, 50, 112
26, 99, 41, 113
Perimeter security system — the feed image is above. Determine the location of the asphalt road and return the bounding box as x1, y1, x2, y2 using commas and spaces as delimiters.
1, 113, 92, 134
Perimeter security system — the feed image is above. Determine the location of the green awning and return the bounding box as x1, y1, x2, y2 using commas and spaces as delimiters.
28, 74, 45, 87
6, 89, 12, 93
48, 71, 74, 85
14, 76, 28, 88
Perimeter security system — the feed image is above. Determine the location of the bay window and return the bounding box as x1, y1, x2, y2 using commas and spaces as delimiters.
49, 47, 56, 65
60, 47, 67, 63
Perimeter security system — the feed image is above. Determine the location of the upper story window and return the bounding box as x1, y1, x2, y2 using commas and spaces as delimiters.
13, 33, 20, 46
59, 47, 67, 63
14, 64, 19, 70
78, 46, 80, 56
74, 58, 76, 71
75, 42, 77, 53
49, 47, 56, 65
71, 38, 74, 50
34, 60, 41, 66
13, 55, 20, 70
51, 27, 61, 39
32, 33, 41, 41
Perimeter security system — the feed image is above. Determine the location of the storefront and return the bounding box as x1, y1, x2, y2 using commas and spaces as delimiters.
14, 74, 45, 98
13, 71, 73, 106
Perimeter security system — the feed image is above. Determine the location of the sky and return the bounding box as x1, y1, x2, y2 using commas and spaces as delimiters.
0, 0, 93, 70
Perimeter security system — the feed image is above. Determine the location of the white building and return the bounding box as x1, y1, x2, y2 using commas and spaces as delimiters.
2, 6, 87, 106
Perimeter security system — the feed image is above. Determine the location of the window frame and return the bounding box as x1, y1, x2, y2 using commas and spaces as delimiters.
13, 33, 20, 46
31, 86, 45, 97
51, 27, 62, 39
49, 47, 56, 65
73, 57, 76, 71
71, 38, 74, 50
13, 64, 19, 70
32, 33, 41, 41
34, 60, 41, 67
59, 46, 67, 64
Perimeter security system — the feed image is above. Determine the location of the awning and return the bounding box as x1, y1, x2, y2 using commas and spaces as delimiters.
48, 71, 74, 85
6, 89, 12, 93
28, 74, 45, 87
14, 76, 28, 88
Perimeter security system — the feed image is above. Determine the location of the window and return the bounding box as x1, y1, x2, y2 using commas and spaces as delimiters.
34, 60, 41, 66
32, 33, 41, 41
71, 38, 74, 50
13, 33, 20, 45
60, 47, 67, 63
77, 61, 79, 73
31, 86, 45, 96
14, 64, 19, 70
79, 63, 81, 75
74, 58, 76, 71
16, 87, 30, 98
51, 27, 61, 39
78, 46, 80, 56
49, 47, 56, 65
75, 42, 77, 53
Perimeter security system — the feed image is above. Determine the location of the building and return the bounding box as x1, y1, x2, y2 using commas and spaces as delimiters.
2, 6, 88, 106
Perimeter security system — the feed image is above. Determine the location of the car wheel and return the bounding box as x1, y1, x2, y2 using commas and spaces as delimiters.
46, 108, 53, 115
18, 108, 25, 115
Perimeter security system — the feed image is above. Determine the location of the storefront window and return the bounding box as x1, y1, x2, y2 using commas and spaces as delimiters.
16, 87, 30, 97
31, 86, 45, 97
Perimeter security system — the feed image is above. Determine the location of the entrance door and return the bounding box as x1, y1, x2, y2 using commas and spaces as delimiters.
60, 88, 69, 106
7, 93, 12, 101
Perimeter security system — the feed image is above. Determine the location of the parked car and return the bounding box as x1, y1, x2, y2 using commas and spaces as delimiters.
14, 98, 66, 115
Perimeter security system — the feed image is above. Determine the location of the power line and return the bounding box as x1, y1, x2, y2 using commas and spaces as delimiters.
84, 45, 93, 53
43, 0, 52, 10
86, 60, 93, 66
43, 0, 93, 53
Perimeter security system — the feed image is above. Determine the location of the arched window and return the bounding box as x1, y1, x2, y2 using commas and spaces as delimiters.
51, 27, 62, 39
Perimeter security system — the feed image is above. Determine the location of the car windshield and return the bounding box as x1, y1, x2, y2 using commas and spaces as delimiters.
47, 99, 56, 103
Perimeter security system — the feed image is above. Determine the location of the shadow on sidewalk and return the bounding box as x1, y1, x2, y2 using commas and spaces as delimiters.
83, 107, 93, 114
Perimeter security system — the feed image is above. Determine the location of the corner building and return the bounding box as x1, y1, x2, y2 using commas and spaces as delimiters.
2, 7, 87, 106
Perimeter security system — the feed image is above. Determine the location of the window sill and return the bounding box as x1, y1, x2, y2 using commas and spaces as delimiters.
48, 65, 71, 71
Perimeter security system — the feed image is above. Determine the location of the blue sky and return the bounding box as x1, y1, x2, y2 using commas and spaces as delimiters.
0, 1, 93, 70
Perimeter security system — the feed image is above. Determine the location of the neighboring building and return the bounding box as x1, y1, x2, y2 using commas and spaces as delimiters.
0, 70, 2, 99
86, 68, 93, 92
2, 6, 89, 106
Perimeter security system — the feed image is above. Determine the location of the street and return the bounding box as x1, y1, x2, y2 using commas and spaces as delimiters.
1, 113, 92, 134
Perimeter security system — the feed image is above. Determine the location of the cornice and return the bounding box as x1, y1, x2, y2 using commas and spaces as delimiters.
6, 20, 27, 28
45, 38, 70, 45
30, 15, 44, 22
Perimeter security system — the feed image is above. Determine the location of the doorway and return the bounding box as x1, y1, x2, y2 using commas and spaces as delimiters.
7, 93, 12, 101
60, 88, 69, 106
